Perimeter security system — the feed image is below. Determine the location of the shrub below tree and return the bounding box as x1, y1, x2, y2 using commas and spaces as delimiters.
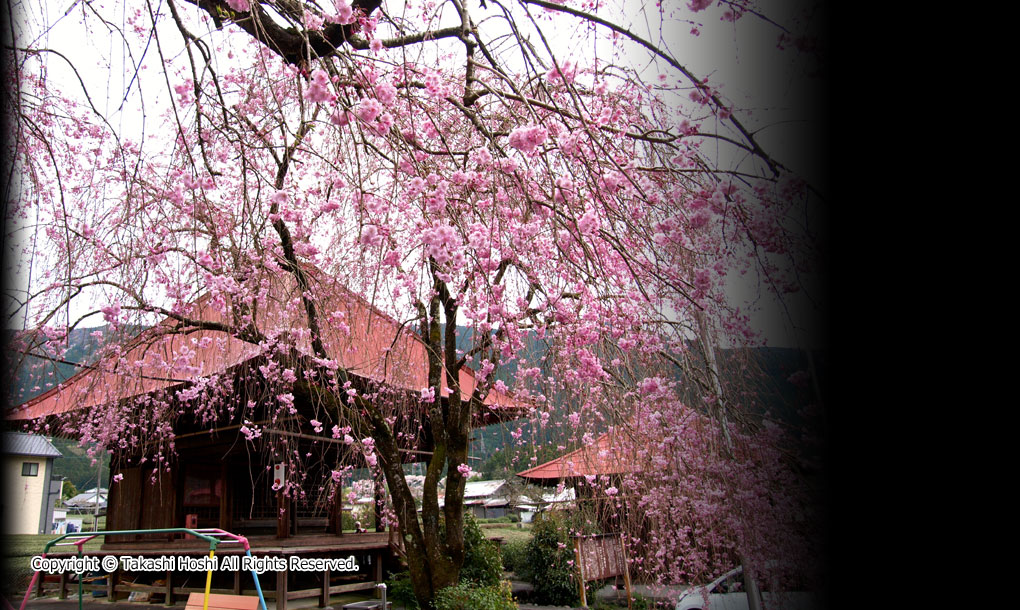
387, 514, 506, 608
433, 581, 517, 610
518, 511, 590, 606
499, 538, 529, 576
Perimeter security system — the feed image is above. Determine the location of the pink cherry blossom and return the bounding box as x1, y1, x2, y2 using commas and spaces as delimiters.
6, 0, 827, 604
305, 69, 336, 104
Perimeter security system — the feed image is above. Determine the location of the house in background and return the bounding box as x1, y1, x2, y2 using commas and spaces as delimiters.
435, 479, 520, 520
2, 431, 63, 534
464, 479, 514, 519
64, 486, 109, 511
516, 486, 576, 523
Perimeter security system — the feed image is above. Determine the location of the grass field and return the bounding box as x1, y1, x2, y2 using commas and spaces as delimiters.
2, 533, 107, 600
3, 532, 105, 557
481, 522, 533, 544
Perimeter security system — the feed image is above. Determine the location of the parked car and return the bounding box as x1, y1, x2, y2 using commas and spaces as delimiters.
675, 566, 819, 610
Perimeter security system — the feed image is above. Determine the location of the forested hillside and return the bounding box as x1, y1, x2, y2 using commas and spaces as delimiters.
3, 324, 146, 405
4, 323, 824, 487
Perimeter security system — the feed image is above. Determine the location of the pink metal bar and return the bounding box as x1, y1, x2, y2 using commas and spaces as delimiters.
19, 553, 43, 610
193, 528, 251, 551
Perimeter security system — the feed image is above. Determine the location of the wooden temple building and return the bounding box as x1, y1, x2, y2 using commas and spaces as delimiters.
516, 431, 632, 485
6, 273, 527, 608
516, 430, 636, 533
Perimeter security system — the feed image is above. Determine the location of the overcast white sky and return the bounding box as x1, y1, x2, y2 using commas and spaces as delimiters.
5, 0, 828, 349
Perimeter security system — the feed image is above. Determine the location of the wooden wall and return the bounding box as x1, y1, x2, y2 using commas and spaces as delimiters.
105, 465, 176, 542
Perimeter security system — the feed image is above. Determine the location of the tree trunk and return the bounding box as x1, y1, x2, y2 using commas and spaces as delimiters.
699, 315, 763, 610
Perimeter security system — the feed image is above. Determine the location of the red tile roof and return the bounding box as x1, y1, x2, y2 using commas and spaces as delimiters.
516, 430, 633, 482
7, 270, 527, 424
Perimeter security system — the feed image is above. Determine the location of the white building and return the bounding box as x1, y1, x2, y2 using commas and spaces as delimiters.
2, 432, 63, 534
64, 487, 109, 510
433, 479, 520, 520
516, 487, 576, 523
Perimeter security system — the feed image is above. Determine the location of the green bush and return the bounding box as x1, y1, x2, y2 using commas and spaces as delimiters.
386, 514, 502, 608
476, 516, 512, 524
500, 538, 529, 576
518, 511, 605, 606
518, 512, 580, 606
434, 581, 517, 610
458, 514, 503, 586
385, 571, 419, 610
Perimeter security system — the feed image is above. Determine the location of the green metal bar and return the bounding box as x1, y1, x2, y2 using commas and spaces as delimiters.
30, 527, 246, 610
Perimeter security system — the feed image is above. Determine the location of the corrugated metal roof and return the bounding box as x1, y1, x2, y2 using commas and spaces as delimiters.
65, 488, 107, 508
437, 479, 509, 508
463, 479, 506, 498
516, 488, 575, 507
1, 431, 62, 458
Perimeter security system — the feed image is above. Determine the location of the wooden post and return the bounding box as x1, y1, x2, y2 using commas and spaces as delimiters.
620, 535, 632, 610
331, 487, 344, 535
59, 572, 68, 599
106, 567, 117, 601
277, 489, 289, 539
574, 540, 587, 608
320, 568, 330, 607
275, 461, 290, 539
234, 569, 242, 595
276, 566, 289, 610
220, 462, 231, 530
164, 570, 173, 606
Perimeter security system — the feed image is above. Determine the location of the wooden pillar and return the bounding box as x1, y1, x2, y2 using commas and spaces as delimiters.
219, 462, 231, 530
164, 570, 174, 606
234, 569, 242, 595
621, 534, 633, 610
291, 500, 298, 536
329, 487, 343, 535
319, 569, 330, 608
106, 567, 117, 601
59, 572, 68, 599
276, 489, 289, 539
276, 566, 289, 610
574, 540, 588, 608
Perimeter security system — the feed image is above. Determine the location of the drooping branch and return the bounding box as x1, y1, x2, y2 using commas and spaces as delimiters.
179, 0, 461, 64
519, 0, 787, 178
180, 0, 374, 65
